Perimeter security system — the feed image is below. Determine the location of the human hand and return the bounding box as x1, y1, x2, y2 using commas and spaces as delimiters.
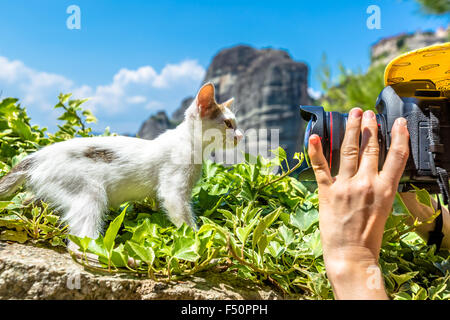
308, 108, 410, 299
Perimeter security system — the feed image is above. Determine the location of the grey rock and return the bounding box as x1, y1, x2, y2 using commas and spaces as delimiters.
171, 96, 194, 124
0, 241, 291, 299
371, 26, 449, 66
137, 111, 174, 140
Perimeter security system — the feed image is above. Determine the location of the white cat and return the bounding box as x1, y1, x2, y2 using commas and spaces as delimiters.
0, 82, 243, 246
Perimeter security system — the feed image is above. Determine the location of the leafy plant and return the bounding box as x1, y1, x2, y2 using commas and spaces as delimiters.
0, 94, 99, 246
414, 0, 450, 15
317, 54, 385, 113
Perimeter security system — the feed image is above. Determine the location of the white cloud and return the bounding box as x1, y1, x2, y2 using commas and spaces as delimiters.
153, 60, 205, 88
86, 59, 205, 113
113, 66, 157, 85
127, 95, 147, 104
0, 55, 206, 132
0, 56, 74, 110
145, 100, 163, 110
307, 87, 322, 100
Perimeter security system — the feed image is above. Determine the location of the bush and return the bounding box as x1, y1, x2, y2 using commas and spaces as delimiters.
316, 54, 385, 113
0, 95, 449, 299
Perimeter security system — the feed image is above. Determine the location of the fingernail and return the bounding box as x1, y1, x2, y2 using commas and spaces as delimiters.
349, 108, 363, 119
396, 117, 407, 127
363, 110, 375, 119
309, 134, 320, 145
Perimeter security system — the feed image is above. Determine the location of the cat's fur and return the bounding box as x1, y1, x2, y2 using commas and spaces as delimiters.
0, 82, 243, 243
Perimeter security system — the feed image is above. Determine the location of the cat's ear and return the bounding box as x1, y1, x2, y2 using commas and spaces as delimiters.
222, 97, 234, 110
196, 82, 218, 118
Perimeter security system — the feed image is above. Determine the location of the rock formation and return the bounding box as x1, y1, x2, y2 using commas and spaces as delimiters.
137, 111, 174, 139
371, 26, 449, 65
171, 96, 194, 124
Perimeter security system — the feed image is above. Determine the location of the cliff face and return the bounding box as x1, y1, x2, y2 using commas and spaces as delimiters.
137, 111, 174, 139
371, 26, 449, 65
171, 96, 194, 124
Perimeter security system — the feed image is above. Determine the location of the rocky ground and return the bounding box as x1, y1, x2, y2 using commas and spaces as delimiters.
0, 241, 288, 300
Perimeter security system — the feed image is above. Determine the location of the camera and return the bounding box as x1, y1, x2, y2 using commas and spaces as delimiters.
298, 79, 450, 192
298, 42, 450, 193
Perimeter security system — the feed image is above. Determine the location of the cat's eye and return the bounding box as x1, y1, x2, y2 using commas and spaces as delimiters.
224, 119, 233, 129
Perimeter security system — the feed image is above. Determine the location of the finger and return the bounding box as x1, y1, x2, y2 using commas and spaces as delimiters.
339, 108, 363, 178
308, 134, 333, 186
379, 117, 410, 186
358, 110, 379, 175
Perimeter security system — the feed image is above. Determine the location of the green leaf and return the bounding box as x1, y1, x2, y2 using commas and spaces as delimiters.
257, 234, 268, 257
172, 236, 200, 262
252, 207, 281, 249
390, 271, 419, 287
68, 235, 92, 252
82, 109, 97, 123
87, 236, 109, 259
301, 229, 322, 258
45, 214, 60, 225
393, 292, 412, 300
58, 93, 72, 104
125, 241, 155, 266
111, 244, 129, 268
412, 287, 428, 300
236, 215, 260, 244
10, 119, 33, 141
57, 111, 78, 123
0, 229, 28, 243
278, 225, 295, 246
130, 219, 151, 244
103, 206, 127, 254
290, 207, 319, 232
69, 98, 89, 110
412, 186, 434, 210
267, 241, 284, 258
0, 201, 12, 211
429, 283, 447, 299
271, 147, 287, 163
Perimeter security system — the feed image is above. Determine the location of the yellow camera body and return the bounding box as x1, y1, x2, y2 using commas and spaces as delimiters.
384, 42, 450, 97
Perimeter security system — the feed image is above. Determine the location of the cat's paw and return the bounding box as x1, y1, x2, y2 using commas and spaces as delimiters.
127, 257, 139, 268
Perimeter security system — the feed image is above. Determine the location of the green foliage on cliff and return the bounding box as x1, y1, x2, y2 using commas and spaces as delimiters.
415, 0, 450, 15
317, 54, 385, 113
0, 95, 449, 299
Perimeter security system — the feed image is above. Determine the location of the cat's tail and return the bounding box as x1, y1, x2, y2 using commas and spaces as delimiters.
0, 157, 34, 198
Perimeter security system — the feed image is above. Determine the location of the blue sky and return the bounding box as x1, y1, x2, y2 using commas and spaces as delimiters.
0, 0, 448, 134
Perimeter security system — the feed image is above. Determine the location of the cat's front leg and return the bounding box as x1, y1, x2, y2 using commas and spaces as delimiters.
158, 184, 197, 230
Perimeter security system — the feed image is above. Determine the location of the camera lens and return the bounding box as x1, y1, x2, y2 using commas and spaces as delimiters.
300, 106, 387, 178
303, 120, 313, 167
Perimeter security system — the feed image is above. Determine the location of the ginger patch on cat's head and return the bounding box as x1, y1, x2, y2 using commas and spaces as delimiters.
196, 82, 225, 119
